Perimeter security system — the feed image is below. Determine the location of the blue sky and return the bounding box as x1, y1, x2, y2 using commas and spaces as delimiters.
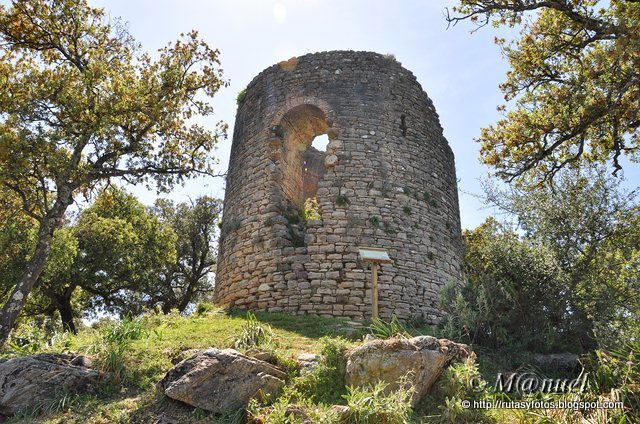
89, 0, 621, 229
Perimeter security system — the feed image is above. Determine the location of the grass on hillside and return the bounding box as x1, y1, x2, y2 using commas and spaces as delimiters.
4, 307, 366, 424
3, 308, 637, 423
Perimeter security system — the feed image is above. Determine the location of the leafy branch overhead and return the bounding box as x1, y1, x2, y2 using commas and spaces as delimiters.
448, 0, 639, 186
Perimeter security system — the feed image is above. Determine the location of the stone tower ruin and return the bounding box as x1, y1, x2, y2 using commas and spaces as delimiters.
215, 51, 463, 323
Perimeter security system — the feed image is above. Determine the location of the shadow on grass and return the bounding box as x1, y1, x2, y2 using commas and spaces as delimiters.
226, 308, 365, 341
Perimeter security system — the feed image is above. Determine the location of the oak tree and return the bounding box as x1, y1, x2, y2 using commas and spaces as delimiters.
0, 0, 227, 343
448, 0, 640, 186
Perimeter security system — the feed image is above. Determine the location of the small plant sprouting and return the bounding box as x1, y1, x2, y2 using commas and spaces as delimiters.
383, 221, 396, 235
423, 191, 431, 201
430, 198, 439, 208
427, 251, 435, 261
403, 186, 412, 195
369, 216, 380, 226
335, 195, 350, 207
264, 217, 273, 226
402, 206, 412, 215
236, 87, 247, 106
446, 221, 453, 230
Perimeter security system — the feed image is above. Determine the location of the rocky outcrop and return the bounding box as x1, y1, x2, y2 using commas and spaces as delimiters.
158, 348, 286, 413
0, 353, 98, 415
345, 336, 473, 406
533, 353, 580, 372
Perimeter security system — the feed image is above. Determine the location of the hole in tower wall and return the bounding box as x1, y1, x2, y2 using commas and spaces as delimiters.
279, 105, 329, 208
303, 134, 328, 200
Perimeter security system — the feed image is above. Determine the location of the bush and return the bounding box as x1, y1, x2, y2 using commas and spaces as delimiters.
439, 218, 582, 352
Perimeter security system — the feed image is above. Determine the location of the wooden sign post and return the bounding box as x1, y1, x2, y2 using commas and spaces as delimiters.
358, 247, 392, 320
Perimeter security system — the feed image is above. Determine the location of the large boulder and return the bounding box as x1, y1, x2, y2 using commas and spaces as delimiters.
345, 336, 473, 406
0, 353, 98, 416
158, 348, 286, 413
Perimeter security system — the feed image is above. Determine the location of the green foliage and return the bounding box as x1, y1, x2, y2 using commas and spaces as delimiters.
402, 206, 412, 215
342, 380, 415, 424
587, 342, 640, 420
369, 316, 410, 339
335, 195, 350, 207
234, 312, 274, 351
292, 336, 350, 405
236, 87, 247, 106
368, 216, 380, 227
302, 197, 321, 221
449, 0, 640, 185
440, 218, 577, 351
194, 301, 216, 316
151, 196, 222, 313
484, 169, 640, 348
431, 358, 490, 424
92, 316, 150, 386
76, 188, 178, 317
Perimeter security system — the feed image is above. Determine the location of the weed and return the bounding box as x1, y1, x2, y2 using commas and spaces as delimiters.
343, 380, 415, 424
92, 316, 150, 387
336, 195, 350, 207
369, 316, 410, 339
302, 197, 321, 221
195, 301, 216, 316
234, 312, 274, 351
403, 205, 413, 215
369, 216, 380, 227
236, 87, 247, 106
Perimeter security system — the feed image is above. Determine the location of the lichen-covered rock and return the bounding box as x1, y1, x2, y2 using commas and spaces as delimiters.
0, 353, 98, 415
345, 336, 473, 406
158, 348, 286, 413
533, 353, 580, 372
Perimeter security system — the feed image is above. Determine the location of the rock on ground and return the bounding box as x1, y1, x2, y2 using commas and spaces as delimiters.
345, 336, 473, 406
533, 353, 580, 372
0, 353, 98, 416
158, 348, 286, 413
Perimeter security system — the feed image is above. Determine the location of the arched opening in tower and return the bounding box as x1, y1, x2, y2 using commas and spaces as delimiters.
280, 105, 329, 208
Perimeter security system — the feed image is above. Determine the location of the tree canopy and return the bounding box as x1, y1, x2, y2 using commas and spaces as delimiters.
0, 0, 227, 343
448, 0, 640, 186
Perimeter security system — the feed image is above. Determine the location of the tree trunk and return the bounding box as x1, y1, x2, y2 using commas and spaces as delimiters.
0, 189, 72, 346
58, 296, 76, 334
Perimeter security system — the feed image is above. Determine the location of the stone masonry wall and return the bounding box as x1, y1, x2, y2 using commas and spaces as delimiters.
215, 51, 463, 323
